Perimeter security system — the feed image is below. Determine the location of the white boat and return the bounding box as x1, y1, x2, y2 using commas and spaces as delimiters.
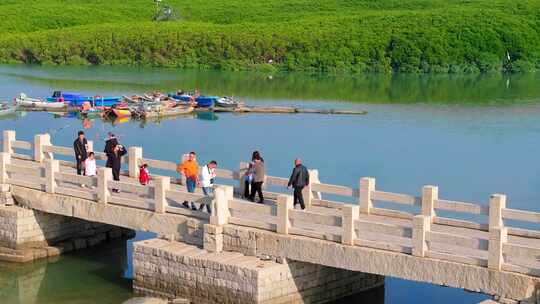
15, 93, 66, 110
215, 96, 244, 108
0, 103, 16, 116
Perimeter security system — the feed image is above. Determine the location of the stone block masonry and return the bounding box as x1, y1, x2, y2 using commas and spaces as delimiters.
133, 238, 384, 304
0, 204, 134, 262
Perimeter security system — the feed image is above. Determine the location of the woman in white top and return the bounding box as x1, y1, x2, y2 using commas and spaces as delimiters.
84, 152, 97, 176
199, 160, 217, 213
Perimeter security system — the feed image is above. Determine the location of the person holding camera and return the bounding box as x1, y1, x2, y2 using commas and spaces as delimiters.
107, 143, 127, 193
199, 160, 218, 213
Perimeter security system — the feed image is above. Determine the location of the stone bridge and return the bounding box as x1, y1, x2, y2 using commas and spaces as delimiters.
1, 130, 540, 304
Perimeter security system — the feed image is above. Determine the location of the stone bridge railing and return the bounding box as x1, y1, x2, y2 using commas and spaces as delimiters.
2, 130, 540, 280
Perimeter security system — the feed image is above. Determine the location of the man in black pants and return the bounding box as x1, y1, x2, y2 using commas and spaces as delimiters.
73, 131, 88, 175
249, 157, 265, 203
104, 132, 118, 168
287, 158, 310, 210
108, 144, 126, 193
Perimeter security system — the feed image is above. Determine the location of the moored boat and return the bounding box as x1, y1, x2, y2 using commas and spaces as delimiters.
104, 105, 132, 118
15, 93, 66, 110
168, 93, 216, 108
47, 91, 121, 107
0, 103, 16, 116
195, 96, 217, 108
112, 108, 132, 118
215, 96, 244, 108
142, 105, 194, 119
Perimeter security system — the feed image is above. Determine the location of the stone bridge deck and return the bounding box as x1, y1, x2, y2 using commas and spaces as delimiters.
2, 130, 540, 303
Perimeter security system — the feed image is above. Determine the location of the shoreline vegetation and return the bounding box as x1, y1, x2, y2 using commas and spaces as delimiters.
1, 1, 539, 74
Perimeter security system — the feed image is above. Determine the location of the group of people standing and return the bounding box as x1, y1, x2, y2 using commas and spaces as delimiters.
176, 151, 217, 213
73, 131, 126, 192
73, 131, 311, 213
242, 151, 310, 210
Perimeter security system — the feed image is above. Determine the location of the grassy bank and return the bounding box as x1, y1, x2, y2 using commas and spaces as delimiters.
1, 0, 540, 73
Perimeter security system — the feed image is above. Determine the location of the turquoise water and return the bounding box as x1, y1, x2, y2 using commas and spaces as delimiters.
3, 65, 540, 303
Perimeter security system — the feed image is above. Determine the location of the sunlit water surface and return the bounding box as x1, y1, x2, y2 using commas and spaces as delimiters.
1, 65, 540, 304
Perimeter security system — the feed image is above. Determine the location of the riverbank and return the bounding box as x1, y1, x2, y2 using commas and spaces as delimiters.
0, 1, 539, 74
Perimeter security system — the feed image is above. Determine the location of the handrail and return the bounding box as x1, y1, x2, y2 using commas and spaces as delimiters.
2, 130, 540, 278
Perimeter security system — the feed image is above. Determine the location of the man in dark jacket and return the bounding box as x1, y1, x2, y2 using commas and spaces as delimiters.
287, 158, 309, 210
109, 144, 127, 193
104, 132, 118, 168
73, 131, 88, 175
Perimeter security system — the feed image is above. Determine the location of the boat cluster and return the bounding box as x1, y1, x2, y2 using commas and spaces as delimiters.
9, 90, 244, 119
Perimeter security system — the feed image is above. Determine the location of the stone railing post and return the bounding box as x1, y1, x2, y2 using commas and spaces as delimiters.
205, 185, 233, 253
154, 176, 170, 214
359, 177, 375, 214
87, 140, 94, 153
3, 130, 15, 154
488, 226, 507, 271
210, 185, 232, 226
342, 204, 359, 245
238, 162, 249, 197
277, 194, 293, 234
412, 215, 430, 257
97, 167, 112, 204
489, 194, 506, 228
44, 159, 59, 194
0, 152, 11, 192
422, 185, 438, 218
488, 194, 507, 270
128, 147, 143, 178
34, 133, 51, 162
309, 170, 322, 200
301, 169, 318, 208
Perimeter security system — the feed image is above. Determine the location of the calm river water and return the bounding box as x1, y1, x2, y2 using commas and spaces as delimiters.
2, 65, 540, 303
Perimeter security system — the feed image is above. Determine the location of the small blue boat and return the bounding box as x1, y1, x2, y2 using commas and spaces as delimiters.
195, 96, 217, 108
168, 93, 217, 108
47, 91, 121, 107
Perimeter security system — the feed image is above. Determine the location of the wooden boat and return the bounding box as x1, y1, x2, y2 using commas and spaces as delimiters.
215, 97, 244, 108
142, 105, 194, 119
79, 101, 103, 117
15, 93, 66, 110
123, 95, 153, 104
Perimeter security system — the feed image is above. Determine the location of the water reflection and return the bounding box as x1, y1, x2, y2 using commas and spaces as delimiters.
1, 65, 540, 105
0, 238, 131, 304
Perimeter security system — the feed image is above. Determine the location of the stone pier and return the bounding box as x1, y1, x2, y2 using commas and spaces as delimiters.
0, 202, 134, 262
134, 238, 385, 304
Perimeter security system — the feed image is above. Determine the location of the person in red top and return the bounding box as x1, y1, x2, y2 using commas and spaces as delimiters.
139, 164, 150, 185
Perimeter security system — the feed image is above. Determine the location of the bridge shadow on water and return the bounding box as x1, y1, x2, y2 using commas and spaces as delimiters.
332, 284, 385, 304
0, 235, 135, 304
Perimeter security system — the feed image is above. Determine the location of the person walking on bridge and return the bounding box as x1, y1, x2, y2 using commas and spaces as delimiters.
244, 151, 263, 199
199, 160, 217, 213
249, 156, 265, 204
177, 152, 199, 210
287, 158, 309, 210
73, 131, 88, 175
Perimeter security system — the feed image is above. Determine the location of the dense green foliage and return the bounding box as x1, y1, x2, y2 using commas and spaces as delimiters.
1, 0, 540, 73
